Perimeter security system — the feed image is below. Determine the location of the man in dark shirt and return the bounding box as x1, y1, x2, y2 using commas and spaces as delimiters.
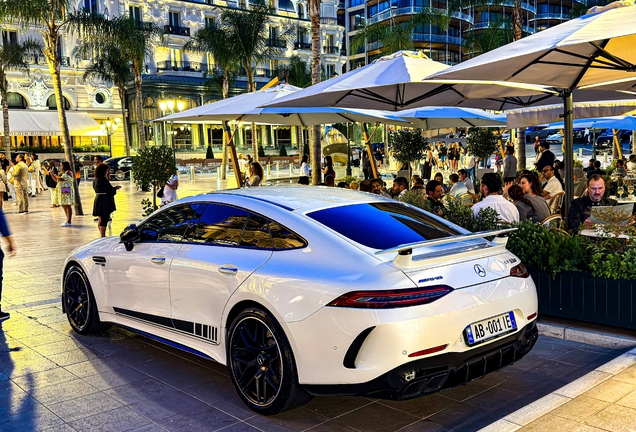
0, 154, 9, 173
425, 180, 446, 216
535, 142, 555, 172
586, 160, 606, 179
584, 159, 595, 173
566, 175, 617, 232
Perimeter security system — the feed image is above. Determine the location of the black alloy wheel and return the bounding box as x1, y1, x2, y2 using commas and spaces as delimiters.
114, 170, 126, 181
228, 308, 312, 415
63, 266, 106, 334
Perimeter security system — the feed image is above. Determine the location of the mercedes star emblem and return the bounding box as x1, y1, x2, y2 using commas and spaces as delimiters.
474, 264, 486, 277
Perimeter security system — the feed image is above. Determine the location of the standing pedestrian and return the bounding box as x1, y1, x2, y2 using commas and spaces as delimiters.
6, 160, 16, 207
503, 147, 518, 183
32, 155, 44, 194
92, 164, 120, 237
43, 161, 59, 208
0, 168, 7, 209
161, 169, 179, 205
0, 210, 16, 321
298, 154, 310, 185
51, 161, 75, 226
0, 153, 9, 173
12, 154, 29, 214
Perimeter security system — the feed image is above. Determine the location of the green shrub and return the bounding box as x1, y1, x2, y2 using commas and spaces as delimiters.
279, 144, 288, 157
399, 190, 431, 211
131, 145, 176, 211
467, 128, 498, 161
444, 199, 500, 232
206, 145, 215, 159
587, 238, 636, 280
258, 145, 266, 157
335, 175, 359, 184
506, 221, 590, 277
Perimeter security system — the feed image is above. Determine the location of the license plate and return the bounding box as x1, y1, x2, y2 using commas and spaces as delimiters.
464, 312, 517, 346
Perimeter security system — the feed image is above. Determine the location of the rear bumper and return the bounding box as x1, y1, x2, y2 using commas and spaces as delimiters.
303, 320, 538, 400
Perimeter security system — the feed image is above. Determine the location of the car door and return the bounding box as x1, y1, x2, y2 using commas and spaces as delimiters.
169, 203, 273, 346
107, 204, 195, 327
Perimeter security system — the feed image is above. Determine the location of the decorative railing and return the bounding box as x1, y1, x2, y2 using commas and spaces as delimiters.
266, 38, 287, 48
293, 41, 312, 50
164, 25, 191, 37
323, 45, 340, 54
320, 17, 338, 25
156, 61, 207, 73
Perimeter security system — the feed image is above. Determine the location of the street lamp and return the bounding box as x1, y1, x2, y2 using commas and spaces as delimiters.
100, 117, 119, 158
159, 98, 186, 157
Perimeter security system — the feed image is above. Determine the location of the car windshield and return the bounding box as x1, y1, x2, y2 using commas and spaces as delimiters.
306, 202, 462, 250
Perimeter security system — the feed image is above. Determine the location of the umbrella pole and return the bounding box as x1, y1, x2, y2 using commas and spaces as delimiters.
362, 123, 379, 179
563, 90, 574, 217
223, 120, 243, 188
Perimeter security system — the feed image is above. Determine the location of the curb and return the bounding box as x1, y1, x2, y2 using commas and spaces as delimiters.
479, 346, 636, 432
537, 318, 636, 350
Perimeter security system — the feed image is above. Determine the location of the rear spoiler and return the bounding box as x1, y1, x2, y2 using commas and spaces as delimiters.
375, 227, 518, 257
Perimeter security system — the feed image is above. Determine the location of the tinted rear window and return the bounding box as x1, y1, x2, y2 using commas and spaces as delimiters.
307, 202, 461, 250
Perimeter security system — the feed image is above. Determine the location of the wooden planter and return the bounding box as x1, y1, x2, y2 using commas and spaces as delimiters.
530, 267, 636, 330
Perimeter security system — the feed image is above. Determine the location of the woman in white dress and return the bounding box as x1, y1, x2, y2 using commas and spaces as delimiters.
161, 170, 179, 205
33, 155, 44, 194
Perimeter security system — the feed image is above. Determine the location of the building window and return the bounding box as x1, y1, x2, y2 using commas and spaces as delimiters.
6, 93, 27, 109
326, 64, 336, 77
297, 4, 305, 19
2, 30, 17, 46
129, 6, 142, 23
47, 95, 71, 110
169, 12, 180, 28
94, 92, 107, 104
83, 0, 98, 13
205, 16, 216, 28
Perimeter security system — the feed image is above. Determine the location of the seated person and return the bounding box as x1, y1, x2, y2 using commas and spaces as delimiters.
615, 159, 627, 177
472, 173, 519, 223
448, 173, 468, 199
541, 165, 563, 201
586, 160, 606, 179
458, 169, 475, 194
371, 178, 391, 198
628, 154, 636, 172
573, 168, 587, 198
566, 174, 618, 232
425, 180, 446, 216
391, 177, 409, 199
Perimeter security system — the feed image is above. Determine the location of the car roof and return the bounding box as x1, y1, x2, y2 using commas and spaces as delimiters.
183, 186, 388, 212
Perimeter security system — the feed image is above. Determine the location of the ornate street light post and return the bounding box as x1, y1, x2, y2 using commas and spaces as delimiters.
100, 117, 120, 158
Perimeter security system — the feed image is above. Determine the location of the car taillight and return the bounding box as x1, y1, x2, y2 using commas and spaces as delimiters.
327, 286, 453, 309
510, 263, 530, 278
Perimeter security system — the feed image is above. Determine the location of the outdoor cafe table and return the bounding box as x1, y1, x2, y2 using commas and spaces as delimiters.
580, 228, 631, 239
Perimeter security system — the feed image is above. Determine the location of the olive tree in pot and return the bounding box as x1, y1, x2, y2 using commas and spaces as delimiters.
389, 128, 428, 179
466, 128, 498, 171
131, 145, 177, 214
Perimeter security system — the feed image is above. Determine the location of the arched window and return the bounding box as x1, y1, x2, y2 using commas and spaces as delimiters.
298, 4, 305, 19
6, 93, 27, 109
47, 94, 71, 110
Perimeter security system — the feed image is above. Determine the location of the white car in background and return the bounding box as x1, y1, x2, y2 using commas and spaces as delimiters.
546, 132, 563, 144
61, 187, 538, 415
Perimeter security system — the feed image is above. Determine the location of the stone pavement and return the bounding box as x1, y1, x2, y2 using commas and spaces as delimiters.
0, 177, 631, 432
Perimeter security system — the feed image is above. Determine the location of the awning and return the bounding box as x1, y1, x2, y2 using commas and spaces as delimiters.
0, 111, 103, 136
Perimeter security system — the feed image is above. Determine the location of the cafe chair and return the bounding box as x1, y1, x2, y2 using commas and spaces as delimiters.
541, 214, 563, 229
548, 191, 565, 214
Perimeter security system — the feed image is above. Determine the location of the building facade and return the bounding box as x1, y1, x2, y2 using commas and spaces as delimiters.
1, 0, 347, 156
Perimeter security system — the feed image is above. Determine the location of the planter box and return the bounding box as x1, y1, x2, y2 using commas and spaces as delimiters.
530, 267, 636, 330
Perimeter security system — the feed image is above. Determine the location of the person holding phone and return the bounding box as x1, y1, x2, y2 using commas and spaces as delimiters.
51, 161, 75, 227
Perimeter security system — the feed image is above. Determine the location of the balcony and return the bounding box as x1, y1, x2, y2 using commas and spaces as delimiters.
320, 17, 338, 25
266, 38, 287, 48
293, 41, 312, 50
164, 25, 191, 37
60, 56, 71, 67
25, 54, 48, 65
533, 12, 570, 20
323, 45, 341, 55
450, 10, 473, 24
412, 33, 462, 45
157, 61, 207, 73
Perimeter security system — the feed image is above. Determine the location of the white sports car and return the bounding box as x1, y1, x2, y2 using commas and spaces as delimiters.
62, 187, 538, 415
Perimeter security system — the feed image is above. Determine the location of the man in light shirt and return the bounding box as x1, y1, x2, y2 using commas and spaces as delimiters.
541, 165, 563, 200
472, 173, 519, 223
458, 169, 475, 194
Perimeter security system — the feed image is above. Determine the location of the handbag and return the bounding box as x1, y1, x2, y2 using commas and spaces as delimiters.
61, 187, 71, 194
157, 187, 164, 198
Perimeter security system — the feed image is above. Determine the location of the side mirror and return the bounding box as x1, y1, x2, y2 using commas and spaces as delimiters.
120, 224, 139, 251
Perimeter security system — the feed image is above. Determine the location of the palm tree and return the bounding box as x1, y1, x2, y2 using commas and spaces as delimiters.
462, 16, 514, 57
350, 8, 449, 57
278, 55, 312, 88
71, 12, 163, 149
220, 0, 294, 160
309, 0, 321, 184
78, 43, 133, 156
0, 38, 41, 160
185, 20, 240, 178
0, 0, 86, 214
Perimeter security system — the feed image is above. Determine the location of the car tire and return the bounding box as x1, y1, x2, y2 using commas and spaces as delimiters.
63, 265, 109, 335
114, 170, 126, 181
227, 308, 312, 415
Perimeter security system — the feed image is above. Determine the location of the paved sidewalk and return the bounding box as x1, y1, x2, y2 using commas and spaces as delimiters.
0, 178, 631, 432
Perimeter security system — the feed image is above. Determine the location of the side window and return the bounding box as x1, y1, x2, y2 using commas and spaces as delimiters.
139, 204, 200, 243
269, 221, 306, 250
188, 203, 250, 246
239, 214, 272, 248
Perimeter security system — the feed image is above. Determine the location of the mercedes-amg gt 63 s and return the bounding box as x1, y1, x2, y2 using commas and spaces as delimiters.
62, 187, 538, 415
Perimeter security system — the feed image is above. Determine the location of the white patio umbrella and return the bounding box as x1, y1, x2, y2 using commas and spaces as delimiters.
264, 51, 561, 111
428, 1, 636, 212
395, 106, 506, 129
156, 83, 409, 180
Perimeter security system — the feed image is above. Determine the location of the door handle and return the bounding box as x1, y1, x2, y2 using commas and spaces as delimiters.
151, 257, 166, 265
219, 266, 238, 275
